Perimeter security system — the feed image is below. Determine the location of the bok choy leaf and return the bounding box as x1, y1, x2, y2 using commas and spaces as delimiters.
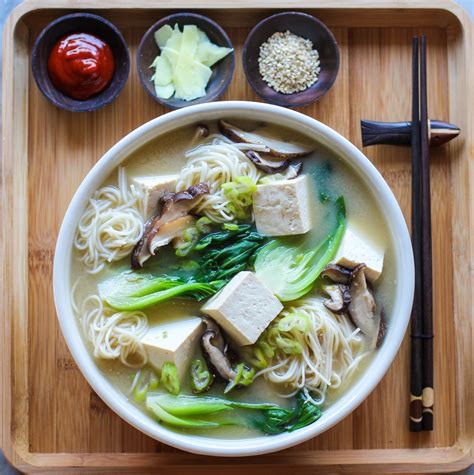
253, 391, 322, 434
101, 225, 266, 311
145, 393, 320, 433
254, 196, 346, 301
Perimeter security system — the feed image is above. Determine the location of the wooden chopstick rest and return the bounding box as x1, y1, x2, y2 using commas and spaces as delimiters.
360, 119, 460, 147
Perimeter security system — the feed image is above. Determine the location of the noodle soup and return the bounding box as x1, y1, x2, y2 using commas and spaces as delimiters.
70, 118, 395, 438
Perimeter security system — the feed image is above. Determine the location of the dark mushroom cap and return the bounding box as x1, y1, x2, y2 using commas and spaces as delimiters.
321, 263, 353, 284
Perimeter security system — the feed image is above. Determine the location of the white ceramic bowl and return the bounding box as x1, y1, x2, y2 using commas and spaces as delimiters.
54, 101, 414, 457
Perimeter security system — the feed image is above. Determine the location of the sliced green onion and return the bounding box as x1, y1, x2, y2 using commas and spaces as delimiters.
149, 371, 159, 390
161, 362, 180, 395
224, 363, 255, 394
190, 359, 213, 393
196, 216, 213, 233
248, 348, 268, 369
134, 382, 149, 403
222, 223, 239, 231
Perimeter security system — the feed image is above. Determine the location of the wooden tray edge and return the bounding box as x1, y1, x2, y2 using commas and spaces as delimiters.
1, 0, 473, 471
6, 447, 474, 473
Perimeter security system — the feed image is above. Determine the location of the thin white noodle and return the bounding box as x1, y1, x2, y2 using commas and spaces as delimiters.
254, 298, 368, 405
74, 167, 144, 274
176, 135, 262, 222
253, 358, 290, 379
72, 282, 148, 368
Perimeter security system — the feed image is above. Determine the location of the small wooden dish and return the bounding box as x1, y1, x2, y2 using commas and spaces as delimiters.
242, 12, 340, 107
137, 13, 235, 109
31, 13, 130, 112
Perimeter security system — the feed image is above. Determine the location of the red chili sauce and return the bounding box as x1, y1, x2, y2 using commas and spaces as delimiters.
48, 33, 115, 100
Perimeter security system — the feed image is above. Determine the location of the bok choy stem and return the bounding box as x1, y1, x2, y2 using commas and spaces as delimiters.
147, 393, 279, 417
105, 281, 217, 311
254, 196, 346, 301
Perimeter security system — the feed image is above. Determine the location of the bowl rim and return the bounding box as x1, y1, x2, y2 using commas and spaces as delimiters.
53, 101, 414, 457
31, 12, 130, 112
136, 12, 235, 109
242, 11, 340, 107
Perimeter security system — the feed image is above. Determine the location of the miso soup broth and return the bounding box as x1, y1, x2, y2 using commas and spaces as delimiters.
71, 119, 395, 438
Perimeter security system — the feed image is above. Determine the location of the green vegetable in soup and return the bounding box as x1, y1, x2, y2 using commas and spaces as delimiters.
99, 272, 180, 300
146, 397, 225, 428
190, 359, 214, 393
130, 369, 160, 402
149, 371, 160, 390
194, 224, 252, 250
175, 226, 200, 257
161, 362, 180, 395
196, 231, 266, 282
224, 363, 255, 394
148, 393, 279, 416
195, 216, 213, 234
253, 391, 322, 434
254, 196, 346, 301
314, 161, 334, 203
253, 407, 294, 434
101, 225, 266, 311
250, 311, 310, 365
145, 393, 320, 433
221, 176, 257, 220
244, 340, 275, 369
133, 382, 149, 403
105, 279, 219, 311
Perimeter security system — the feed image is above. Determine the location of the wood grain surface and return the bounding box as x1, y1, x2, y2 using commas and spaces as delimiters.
1, 0, 473, 473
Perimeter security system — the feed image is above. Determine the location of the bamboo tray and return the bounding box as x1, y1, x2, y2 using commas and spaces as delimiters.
2, 0, 473, 473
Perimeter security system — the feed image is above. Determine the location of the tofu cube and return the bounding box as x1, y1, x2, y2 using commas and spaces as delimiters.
141, 317, 203, 380
201, 271, 283, 346
253, 175, 313, 236
132, 175, 178, 218
334, 227, 384, 281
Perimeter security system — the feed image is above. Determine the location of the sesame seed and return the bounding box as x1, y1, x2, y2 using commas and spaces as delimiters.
258, 30, 321, 94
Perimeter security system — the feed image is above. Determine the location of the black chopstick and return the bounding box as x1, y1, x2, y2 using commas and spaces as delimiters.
409, 35, 424, 432
409, 35, 434, 432
419, 35, 434, 431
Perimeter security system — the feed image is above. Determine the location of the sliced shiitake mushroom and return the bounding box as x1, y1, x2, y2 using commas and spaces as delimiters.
148, 215, 196, 256
246, 151, 303, 177
323, 284, 351, 313
151, 183, 209, 235
131, 216, 156, 270
219, 120, 313, 158
202, 317, 226, 351
348, 264, 381, 349
246, 150, 290, 174
131, 183, 209, 269
320, 264, 353, 284
200, 317, 236, 382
